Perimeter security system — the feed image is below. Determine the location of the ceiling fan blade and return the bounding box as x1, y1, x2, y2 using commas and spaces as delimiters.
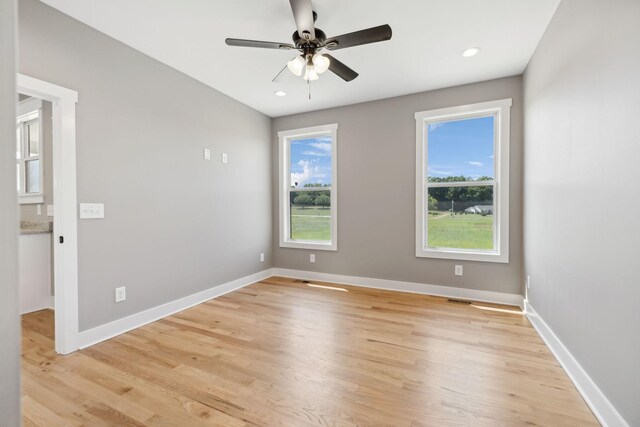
272, 64, 289, 83
225, 38, 294, 50
325, 24, 392, 51
325, 54, 358, 82
289, 0, 316, 40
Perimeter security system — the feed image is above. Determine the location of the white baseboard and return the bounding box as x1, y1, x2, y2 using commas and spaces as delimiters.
78, 267, 522, 349
20, 295, 54, 315
273, 268, 524, 308
78, 268, 274, 349
525, 300, 628, 427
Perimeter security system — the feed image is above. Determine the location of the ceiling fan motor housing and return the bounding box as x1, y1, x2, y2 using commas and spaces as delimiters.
292, 27, 326, 52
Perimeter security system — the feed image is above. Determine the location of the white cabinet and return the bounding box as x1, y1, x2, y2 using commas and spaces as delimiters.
19, 233, 53, 314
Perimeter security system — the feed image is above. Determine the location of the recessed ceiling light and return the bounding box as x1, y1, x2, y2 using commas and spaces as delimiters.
462, 47, 481, 58
274, 90, 287, 97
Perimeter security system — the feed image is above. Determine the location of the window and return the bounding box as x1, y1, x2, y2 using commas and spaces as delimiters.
279, 124, 338, 251
16, 98, 44, 204
415, 99, 511, 262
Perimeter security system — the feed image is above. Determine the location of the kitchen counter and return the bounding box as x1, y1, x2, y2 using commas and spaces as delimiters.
20, 220, 53, 235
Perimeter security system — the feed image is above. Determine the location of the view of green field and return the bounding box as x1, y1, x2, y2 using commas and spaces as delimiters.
290, 206, 492, 249
290, 206, 331, 241
428, 212, 493, 249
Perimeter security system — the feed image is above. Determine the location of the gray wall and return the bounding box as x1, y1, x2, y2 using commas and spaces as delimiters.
272, 76, 523, 295
19, 98, 54, 222
523, 0, 640, 425
18, 0, 273, 331
0, 0, 21, 424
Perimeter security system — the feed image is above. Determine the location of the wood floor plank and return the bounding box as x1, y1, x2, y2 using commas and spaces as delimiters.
22, 276, 599, 426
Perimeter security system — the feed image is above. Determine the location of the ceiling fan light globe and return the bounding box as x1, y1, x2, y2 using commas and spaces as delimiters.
287, 56, 305, 76
312, 53, 330, 74
303, 65, 319, 81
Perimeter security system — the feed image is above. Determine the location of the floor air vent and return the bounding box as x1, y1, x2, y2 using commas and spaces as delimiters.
447, 298, 472, 304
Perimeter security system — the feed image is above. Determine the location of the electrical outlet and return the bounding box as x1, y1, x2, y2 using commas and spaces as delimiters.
310, 254, 316, 263
222, 153, 228, 164
260, 252, 265, 262
47, 205, 54, 217
527, 275, 531, 289
115, 286, 126, 303
454, 265, 463, 276
203, 148, 211, 160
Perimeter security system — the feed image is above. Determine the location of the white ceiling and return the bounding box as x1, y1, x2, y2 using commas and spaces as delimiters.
40, 0, 560, 117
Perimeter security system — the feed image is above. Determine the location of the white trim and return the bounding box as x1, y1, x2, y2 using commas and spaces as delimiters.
20, 297, 54, 315
427, 180, 494, 188
279, 124, 338, 251
78, 269, 274, 349
415, 99, 511, 263
18, 194, 44, 205
279, 240, 336, 251
17, 74, 79, 355
277, 123, 338, 139
17, 97, 43, 117
525, 301, 629, 427
273, 268, 524, 308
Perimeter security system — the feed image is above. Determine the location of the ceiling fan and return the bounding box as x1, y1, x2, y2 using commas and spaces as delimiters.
225, 0, 392, 83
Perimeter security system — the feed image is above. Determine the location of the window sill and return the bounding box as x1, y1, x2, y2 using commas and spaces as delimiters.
280, 240, 337, 251
19, 194, 44, 205
416, 247, 508, 263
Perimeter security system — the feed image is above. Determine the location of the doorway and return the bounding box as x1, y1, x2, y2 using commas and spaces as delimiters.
17, 94, 54, 318
17, 74, 79, 355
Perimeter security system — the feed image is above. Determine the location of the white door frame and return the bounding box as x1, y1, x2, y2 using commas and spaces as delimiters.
17, 74, 79, 355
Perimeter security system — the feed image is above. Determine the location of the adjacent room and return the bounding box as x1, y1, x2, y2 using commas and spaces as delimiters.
1, 0, 638, 425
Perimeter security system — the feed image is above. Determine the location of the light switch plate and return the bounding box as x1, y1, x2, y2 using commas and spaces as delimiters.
204, 148, 211, 160
79, 203, 105, 219
222, 153, 228, 164
47, 205, 54, 217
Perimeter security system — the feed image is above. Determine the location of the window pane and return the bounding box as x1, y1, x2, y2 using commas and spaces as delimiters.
25, 159, 41, 194
290, 134, 332, 189
27, 120, 40, 156
290, 189, 331, 242
16, 126, 21, 159
427, 185, 494, 250
427, 116, 494, 181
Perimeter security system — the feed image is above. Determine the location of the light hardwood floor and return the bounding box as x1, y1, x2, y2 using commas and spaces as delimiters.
22, 276, 598, 426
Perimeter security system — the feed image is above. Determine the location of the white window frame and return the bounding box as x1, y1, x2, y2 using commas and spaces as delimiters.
415, 99, 511, 263
16, 97, 44, 204
279, 124, 338, 251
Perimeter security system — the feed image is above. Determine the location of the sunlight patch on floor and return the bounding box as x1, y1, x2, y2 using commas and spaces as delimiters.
470, 303, 522, 315
307, 283, 348, 292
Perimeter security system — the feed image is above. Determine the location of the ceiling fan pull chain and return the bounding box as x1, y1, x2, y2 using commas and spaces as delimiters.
308, 79, 311, 100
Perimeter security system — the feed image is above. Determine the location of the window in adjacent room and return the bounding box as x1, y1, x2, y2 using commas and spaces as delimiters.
16, 98, 44, 204
279, 124, 338, 251
415, 99, 511, 262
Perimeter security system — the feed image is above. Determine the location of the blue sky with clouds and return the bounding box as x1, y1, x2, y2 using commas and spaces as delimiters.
290, 135, 332, 187
427, 116, 494, 179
